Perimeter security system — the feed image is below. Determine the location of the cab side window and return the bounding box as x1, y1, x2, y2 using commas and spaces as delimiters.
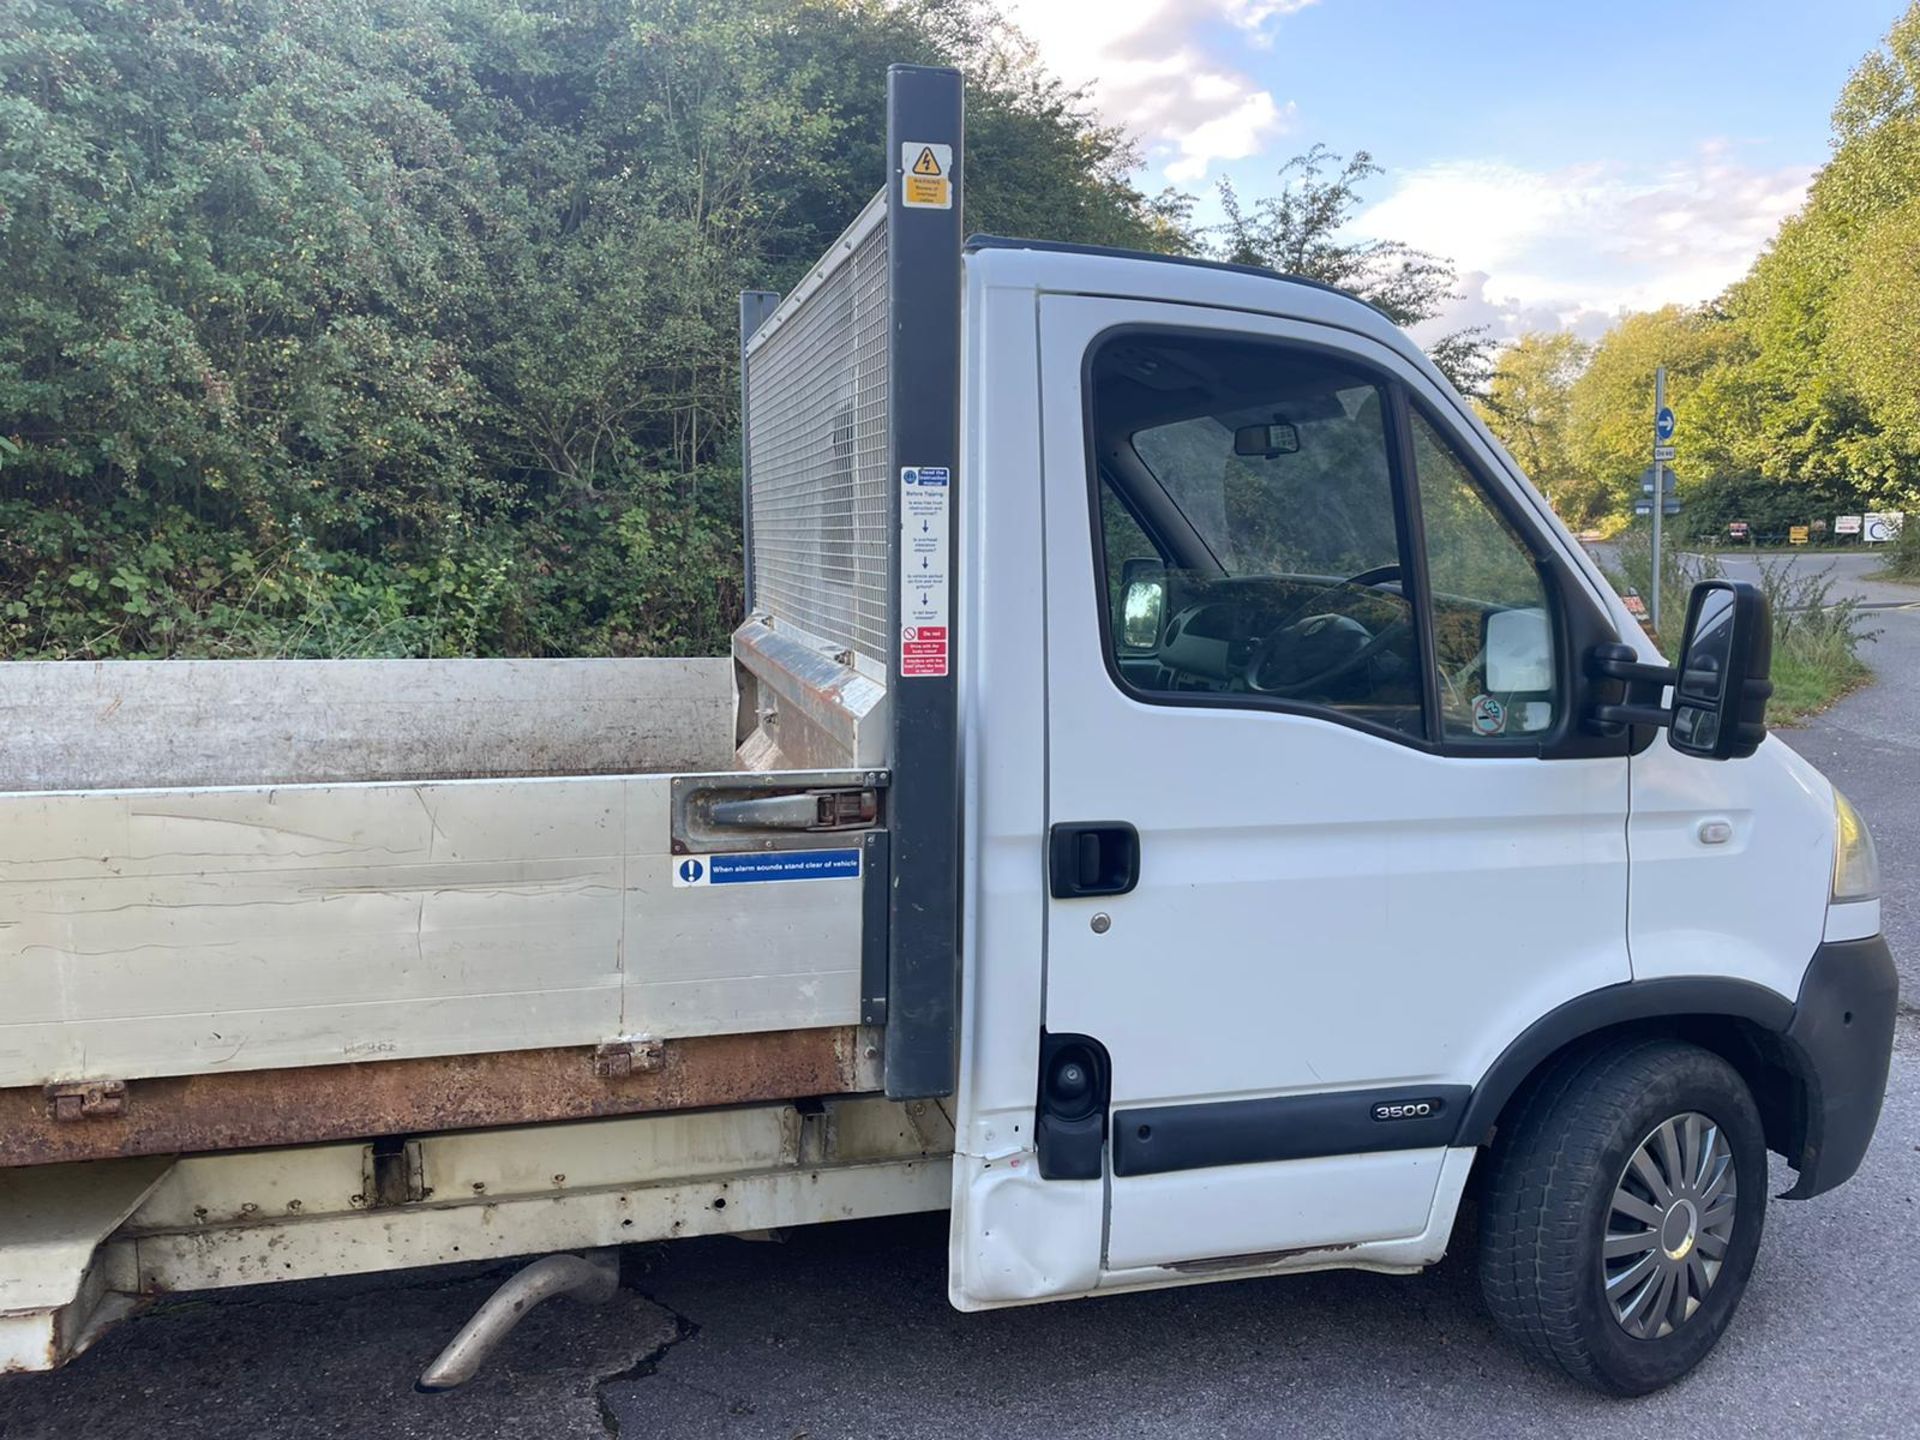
1087, 332, 1424, 739
1410, 410, 1559, 740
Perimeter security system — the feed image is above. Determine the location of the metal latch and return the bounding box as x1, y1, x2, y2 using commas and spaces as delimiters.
46, 1078, 126, 1122
594, 1039, 665, 1078
708, 787, 879, 832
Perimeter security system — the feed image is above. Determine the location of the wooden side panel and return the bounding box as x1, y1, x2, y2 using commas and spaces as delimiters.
0, 775, 862, 1088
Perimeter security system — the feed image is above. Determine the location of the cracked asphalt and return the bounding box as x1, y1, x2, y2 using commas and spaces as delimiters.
2, 589, 1915, 1440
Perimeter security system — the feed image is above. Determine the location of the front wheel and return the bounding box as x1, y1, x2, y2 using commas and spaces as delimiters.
1476, 1038, 1768, 1395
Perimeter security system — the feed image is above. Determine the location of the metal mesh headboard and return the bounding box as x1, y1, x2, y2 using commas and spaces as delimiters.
743, 193, 891, 668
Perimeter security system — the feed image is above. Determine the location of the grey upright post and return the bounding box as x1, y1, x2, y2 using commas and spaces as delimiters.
883, 64, 964, 1099
738, 290, 781, 617
1652, 364, 1666, 637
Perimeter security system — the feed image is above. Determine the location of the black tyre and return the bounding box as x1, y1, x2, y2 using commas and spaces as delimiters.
1476, 1038, 1768, 1395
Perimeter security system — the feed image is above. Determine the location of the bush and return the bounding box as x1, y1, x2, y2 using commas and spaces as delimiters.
1878, 517, 1920, 579
1753, 559, 1877, 721
0, 0, 1178, 660
1675, 472, 1871, 545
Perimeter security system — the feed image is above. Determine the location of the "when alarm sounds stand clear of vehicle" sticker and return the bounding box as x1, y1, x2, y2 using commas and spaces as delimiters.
900, 466, 949, 677
671, 848, 862, 887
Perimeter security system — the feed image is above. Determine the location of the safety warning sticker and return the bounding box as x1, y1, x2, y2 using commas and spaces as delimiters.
671, 848, 862, 887
901, 142, 952, 209
900, 465, 950, 677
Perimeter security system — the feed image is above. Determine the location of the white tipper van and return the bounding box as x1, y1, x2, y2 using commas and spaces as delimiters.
0, 65, 1895, 1397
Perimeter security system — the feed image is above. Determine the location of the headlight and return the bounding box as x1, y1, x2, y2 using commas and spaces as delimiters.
1833, 789, 1881, 903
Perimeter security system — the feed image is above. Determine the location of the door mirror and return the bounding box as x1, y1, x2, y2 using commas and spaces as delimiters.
1484, 607, 1553, 693
1120, 558, 1166, 650
1669, 579, 1772, 760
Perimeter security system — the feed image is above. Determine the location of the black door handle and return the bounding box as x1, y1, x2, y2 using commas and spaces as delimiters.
1049, 822, 1140, 898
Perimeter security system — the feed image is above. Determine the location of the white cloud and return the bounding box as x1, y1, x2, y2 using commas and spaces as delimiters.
1358, 144, 1814, 344
997, 0, 1303, 185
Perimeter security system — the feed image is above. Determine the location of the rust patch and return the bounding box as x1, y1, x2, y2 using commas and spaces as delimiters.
0, 1027, 865, 1169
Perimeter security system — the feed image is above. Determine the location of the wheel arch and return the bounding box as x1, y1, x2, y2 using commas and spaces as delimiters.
1456, 978, 1807, 1166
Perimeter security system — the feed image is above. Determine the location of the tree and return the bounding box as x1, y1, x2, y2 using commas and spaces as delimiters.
1564, 307, 1740, 519
0, 0, 1186, 659
1830, 195, 1920, 455
1211, 146, 1492, 393
1477, 332, 1596, 524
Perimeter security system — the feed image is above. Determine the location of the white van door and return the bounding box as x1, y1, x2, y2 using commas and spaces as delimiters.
1029, 295, 1632, 1281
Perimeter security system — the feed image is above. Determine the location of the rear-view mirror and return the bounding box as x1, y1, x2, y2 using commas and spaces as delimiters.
1233, 421, 1300, 458
1669, 579, 1772, 760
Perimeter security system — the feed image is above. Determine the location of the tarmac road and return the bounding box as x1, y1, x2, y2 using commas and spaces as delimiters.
3, 607, 1916, 1440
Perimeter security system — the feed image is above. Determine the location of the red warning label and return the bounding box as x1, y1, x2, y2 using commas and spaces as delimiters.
901, 625, 947, 677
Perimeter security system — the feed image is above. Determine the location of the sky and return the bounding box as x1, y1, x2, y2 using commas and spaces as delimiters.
995, 0, 1905, 345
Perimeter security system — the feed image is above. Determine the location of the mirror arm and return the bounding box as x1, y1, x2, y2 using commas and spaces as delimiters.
1586, 642, 1675, 689
1588, 700, 1675, 730
1582, 642, 1675, 739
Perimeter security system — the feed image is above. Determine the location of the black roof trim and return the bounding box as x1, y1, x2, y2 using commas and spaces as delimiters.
962, 234, 1389, 319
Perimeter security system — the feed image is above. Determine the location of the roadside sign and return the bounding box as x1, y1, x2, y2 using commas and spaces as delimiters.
1728, 521, 1750, 541
1640, 466, 1675, 495
1634, 499, 1681, 517
1864, 512, 1904, 543
1789, 525, 1810, 546
1652, 444, 1677, 463
1655, 407, 1676, 442
1835, 514, 1862, 536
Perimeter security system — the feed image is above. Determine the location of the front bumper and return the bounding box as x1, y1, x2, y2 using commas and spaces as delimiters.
1779, 935, 1899, 1199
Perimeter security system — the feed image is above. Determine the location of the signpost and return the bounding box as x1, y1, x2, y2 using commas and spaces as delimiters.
1633, 464, 1681, 519
1650, 369, 1668, 633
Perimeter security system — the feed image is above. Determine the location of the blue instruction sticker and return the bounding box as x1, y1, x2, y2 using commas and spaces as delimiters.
672, 848, 862, 887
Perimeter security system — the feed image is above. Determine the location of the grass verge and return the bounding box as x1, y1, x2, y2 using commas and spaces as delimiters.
1767, 638, 1874, 725
1754, 562, 1878, 726
1594, 532, 1877, 726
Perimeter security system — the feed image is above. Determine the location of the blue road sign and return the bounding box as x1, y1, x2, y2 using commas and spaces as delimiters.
1656, 406, 1676, 442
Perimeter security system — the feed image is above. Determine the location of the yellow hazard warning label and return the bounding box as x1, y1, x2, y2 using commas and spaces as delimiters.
901, 141, 952, 209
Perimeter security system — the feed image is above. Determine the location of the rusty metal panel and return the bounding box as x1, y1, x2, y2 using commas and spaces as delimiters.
0, 1027, 881, 1169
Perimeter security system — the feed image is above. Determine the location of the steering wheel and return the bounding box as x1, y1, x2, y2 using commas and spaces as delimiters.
1243, 566, 1410, 697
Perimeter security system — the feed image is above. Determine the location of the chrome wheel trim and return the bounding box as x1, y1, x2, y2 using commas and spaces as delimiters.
1603, 1111, 1738, 1340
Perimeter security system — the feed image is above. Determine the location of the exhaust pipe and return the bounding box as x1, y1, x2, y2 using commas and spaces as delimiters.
417, 1249, 621, 1391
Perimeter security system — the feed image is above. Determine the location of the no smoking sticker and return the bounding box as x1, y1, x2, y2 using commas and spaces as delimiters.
1470, 693, 1506, 736
901, 142, 952, 209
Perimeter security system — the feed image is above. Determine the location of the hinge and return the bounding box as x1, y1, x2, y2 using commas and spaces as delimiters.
46, 1078, 127, 1122
593, 1039, 666, 1079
